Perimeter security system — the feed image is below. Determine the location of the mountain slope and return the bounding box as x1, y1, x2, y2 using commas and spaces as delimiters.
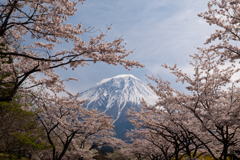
78, 74, 157, 139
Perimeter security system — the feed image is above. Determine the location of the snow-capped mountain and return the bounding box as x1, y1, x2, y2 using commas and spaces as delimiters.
78, 74, 157, 139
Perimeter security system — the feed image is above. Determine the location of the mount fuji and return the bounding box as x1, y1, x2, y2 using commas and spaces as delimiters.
78, 74, 157, 140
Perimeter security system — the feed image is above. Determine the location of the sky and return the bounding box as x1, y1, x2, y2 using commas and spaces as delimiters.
55, 0, 218, 94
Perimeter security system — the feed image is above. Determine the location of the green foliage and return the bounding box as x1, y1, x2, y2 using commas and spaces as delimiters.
0, 95, 49, 159
0, 41, 15, 99
0, 40, 50, 159
0, 40, 22, 100
0, 153, 34, 160
12, 131, 51, 151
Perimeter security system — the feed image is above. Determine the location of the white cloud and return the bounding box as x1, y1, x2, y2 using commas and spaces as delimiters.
54, 0, 222, 92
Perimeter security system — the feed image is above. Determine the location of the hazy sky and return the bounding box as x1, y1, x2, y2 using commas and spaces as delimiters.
57, 0, 217, 93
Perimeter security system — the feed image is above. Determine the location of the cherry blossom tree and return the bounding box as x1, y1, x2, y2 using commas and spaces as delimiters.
128, 50, 240, 160
26, 87, 124, 160
0, 0, 141, 159
127, 1, 240, 159
123, 128, 175, 160
0, 0, 144, 102
127, 100, 206, 160
198, 0, 240, 62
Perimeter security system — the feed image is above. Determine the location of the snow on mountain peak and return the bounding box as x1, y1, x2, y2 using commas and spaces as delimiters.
78, 74, 158, 124
96, 74, 139, 85
79, 74, 157, 107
